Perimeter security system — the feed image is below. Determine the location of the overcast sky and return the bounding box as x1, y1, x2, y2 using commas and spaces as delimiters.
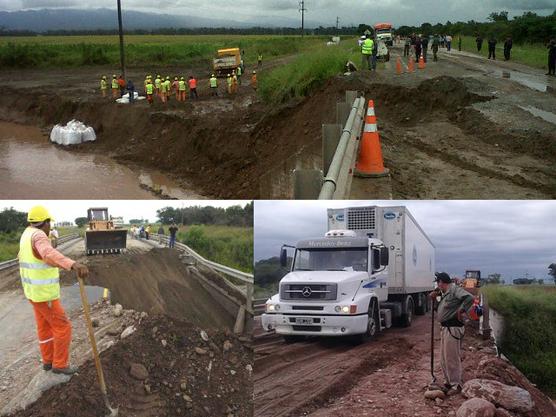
0, 0, 554, 27
2, 200, 249, 224
254, 200, 556, 281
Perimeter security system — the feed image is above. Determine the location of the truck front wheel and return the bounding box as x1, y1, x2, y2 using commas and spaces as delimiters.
353, 299, 378, 344
400, 295, 414, 327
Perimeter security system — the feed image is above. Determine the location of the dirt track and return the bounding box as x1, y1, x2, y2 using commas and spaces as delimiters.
254, 313, 556, 417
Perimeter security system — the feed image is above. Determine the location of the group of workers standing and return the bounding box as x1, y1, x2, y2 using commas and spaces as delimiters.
404, 34, 449, 63
475, 35, 514, 61
99, 69, 258, 104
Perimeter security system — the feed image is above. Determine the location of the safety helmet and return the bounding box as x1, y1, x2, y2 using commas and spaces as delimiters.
112, 74, 116, 78
102, 75, 107, 79
180, 77, 184, 80
252, 70, 256, 74
174, 77, 178, 80
166, 76, 170, 80
157, 74, 161, 78
27, 205, 53, 223
211, 74, 215, 77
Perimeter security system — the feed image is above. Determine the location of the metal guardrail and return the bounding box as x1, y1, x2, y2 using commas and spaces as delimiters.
151, 234, 254, 312
253, 298, 268, 316
293, 91, 366, 199
0, 233, 80, 272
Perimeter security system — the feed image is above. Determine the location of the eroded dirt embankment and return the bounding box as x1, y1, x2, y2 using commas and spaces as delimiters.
3, 72, 556, 198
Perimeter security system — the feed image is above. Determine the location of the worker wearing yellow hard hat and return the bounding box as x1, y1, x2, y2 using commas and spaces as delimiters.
20, 205, 89, 375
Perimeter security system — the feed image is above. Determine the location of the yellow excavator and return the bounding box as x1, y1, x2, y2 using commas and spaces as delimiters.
85, 208, 127, 255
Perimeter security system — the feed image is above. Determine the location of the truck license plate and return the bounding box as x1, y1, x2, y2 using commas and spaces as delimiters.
295, 317, 313, 325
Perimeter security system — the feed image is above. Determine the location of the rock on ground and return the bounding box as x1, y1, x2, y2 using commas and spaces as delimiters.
425, 389, 446, 400
120, 325, 136, 339
462, 379, 534, 413
0, 371, 71, 416
456, 398, 496, 417
129, 363, 149, 381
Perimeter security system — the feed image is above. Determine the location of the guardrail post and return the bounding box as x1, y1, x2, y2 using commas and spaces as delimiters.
245, 282, 254, 315
322, 124, 342, 175
293, 169, 323, 199
345, 90, 358, 105
336, 101, 350, 126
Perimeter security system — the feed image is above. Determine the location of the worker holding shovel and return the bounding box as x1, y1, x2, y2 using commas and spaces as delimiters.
429, 272, 474, 396
18, 205, 89, 375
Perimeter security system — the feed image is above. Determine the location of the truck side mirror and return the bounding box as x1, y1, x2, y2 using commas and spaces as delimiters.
280, 248, 287, 268
372, 248, 381, 271
380, 247, 389, 266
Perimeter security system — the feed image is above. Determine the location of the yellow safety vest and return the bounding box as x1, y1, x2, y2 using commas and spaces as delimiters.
361, 38, 374, 55
178, 80, 186, 91
100, 79, 107, 90
209, 77, 217, 88
155, 78, 161, 88
164, 80, 171, 90
111, 78, 118, 89
227, 76, 232, 86
160, 82, 167, 93
146, 83, 154, 94
19, 227, 60, 303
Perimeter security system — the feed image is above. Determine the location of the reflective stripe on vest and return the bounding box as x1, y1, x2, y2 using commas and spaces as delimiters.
146, 84, 154, 94
111, 79, 118, 89
209, 77, 217, 88
19, 227, 60, 303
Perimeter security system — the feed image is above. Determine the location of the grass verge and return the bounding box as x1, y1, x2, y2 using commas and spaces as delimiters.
456, 35, 550, 70
482, 285, 556, 397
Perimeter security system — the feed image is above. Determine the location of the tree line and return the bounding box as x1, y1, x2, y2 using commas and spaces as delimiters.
396, 10, 556, 44
156, 203, 253, 227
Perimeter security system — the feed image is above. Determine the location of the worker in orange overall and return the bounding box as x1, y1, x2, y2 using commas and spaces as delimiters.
251, 70, 257, 91
172, 77, 180, 101
188, 76, 198, 99
145, 79, 154, 104
100, 76, 108, 97
111, 74, 119, 98
178, 77, 187, 101
159, 77, 168, 103
19, 206, 89, 375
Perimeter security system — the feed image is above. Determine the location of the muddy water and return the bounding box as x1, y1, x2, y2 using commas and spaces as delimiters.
519, 105, 556, 125
0, 122, 204, 199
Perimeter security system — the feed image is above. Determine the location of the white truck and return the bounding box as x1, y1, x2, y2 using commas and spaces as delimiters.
261, 205, 435, 342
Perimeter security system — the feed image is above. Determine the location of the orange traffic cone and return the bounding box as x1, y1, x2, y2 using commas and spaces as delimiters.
418, 52, 426, 69
396, 57, 403, 75
355, 100, 389, 178
407, 57, 414, 73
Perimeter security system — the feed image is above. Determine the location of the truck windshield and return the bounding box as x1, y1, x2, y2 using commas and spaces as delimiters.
376, 29, 391, 34
293, 248, 368, 272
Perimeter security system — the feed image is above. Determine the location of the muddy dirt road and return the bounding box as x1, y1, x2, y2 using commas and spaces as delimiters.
254, 313, 556, 417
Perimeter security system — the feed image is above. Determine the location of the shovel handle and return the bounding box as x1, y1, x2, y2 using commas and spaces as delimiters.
77, 275, 108, 395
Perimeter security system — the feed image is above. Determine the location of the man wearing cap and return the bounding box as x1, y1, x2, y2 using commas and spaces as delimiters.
19, 205, 89, 375
430, 272, 474, 395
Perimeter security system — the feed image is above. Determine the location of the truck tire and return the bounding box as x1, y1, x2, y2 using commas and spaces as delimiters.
414, 293, 427, 316
400, 295, 414, 327
353, 298, 379, 344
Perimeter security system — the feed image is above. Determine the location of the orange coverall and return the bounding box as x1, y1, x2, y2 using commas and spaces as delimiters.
28, 231, 75, 369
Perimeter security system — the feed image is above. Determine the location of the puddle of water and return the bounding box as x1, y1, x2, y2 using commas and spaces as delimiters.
518, 105, 556, 125
0, 122, 204, 199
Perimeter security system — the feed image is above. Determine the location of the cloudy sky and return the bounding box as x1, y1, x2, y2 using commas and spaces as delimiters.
254, 200, 556, 281
1, 200, 249, 224
0, 0, 554, 26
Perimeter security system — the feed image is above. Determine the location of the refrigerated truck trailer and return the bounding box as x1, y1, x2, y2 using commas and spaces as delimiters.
261, 205, 435, 342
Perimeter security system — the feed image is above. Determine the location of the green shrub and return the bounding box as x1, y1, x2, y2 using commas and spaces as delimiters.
482, 285, 556, 396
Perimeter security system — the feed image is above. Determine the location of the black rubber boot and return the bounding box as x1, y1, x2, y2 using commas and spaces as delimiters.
43, 363, 52, 371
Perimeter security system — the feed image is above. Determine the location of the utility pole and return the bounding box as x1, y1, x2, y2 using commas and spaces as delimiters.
336, 16, 340, 32
117, 0, 126, 80
299, 1, 306, 37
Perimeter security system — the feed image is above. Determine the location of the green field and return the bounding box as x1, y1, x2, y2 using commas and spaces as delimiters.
155, 224, 253, 273
0, 226, 78, 262
457, 35, 550, 70
482, 285, 556, 397
0, 34, 326, 69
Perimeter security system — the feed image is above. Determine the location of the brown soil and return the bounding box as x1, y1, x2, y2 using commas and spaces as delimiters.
83, 248, 236, 330
254, 314, 556, 417
10, 315, 253, 417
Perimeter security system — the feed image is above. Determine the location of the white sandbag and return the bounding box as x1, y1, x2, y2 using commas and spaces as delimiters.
82, 126, 96, 142
49, 124, 61, 143
116, 97, 129, 104
136, 96, 146, 101
49, 120, 95, 145
122, 92, 139, 99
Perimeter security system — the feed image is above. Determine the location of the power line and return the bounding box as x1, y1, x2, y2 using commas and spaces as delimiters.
299, 1, 307, 37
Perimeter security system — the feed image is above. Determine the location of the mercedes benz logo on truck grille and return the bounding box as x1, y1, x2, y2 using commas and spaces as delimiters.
301, 287, 312, 297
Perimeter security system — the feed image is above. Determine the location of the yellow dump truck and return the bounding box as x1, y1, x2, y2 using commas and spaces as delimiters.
213, 48, 241, 77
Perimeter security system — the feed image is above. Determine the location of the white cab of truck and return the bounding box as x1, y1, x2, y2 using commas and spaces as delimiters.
261, 205, 435, 342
